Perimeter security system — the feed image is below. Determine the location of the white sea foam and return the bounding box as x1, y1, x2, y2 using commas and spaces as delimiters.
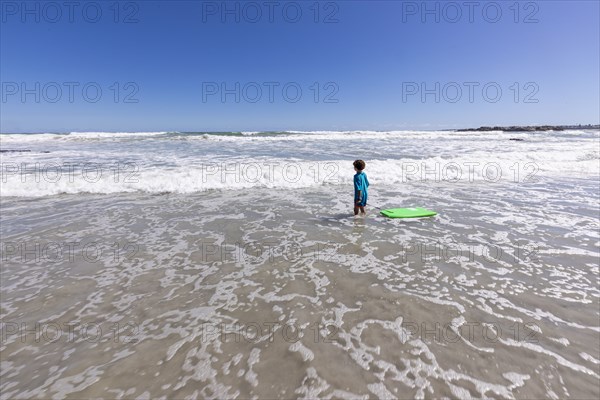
2, 169, 599, 398
1, 151, 598, 197
0, 131, 171, 143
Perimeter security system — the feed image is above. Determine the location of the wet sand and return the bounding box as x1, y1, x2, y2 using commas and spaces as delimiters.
1, 177, 599, 399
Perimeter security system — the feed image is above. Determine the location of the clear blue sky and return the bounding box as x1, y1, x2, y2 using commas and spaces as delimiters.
1, 0, 599, 132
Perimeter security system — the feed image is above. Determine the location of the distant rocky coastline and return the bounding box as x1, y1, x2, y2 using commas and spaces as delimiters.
0, 149, 31, 153
0, 149, 50, 153
457, 124, 600, 132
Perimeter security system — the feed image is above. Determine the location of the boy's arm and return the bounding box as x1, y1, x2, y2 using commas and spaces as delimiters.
354, 175, 362, 203
355, 190, 362, 204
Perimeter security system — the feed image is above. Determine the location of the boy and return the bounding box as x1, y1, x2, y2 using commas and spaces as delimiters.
353, 160, 369, 215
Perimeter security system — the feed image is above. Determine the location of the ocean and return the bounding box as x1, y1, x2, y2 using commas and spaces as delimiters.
1, 129, 599, 398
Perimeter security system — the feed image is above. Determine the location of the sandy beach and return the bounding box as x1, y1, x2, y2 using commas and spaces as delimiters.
2, 135, 599, 398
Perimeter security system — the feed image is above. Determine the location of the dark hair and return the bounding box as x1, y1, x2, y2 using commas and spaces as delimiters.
353, 160, 366, 171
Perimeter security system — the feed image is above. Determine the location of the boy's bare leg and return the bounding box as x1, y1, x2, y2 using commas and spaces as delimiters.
354, 206, 359, 215
359, 206, 365, 214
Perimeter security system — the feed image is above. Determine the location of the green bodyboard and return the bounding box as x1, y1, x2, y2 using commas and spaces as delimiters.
380, 207, 437, 219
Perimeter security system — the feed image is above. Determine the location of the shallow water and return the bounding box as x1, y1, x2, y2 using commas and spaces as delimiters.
1, 129, 599, 197
1, 173, 599, 398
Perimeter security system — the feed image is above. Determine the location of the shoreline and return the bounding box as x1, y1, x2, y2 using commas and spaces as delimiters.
1, 178, 599, 398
